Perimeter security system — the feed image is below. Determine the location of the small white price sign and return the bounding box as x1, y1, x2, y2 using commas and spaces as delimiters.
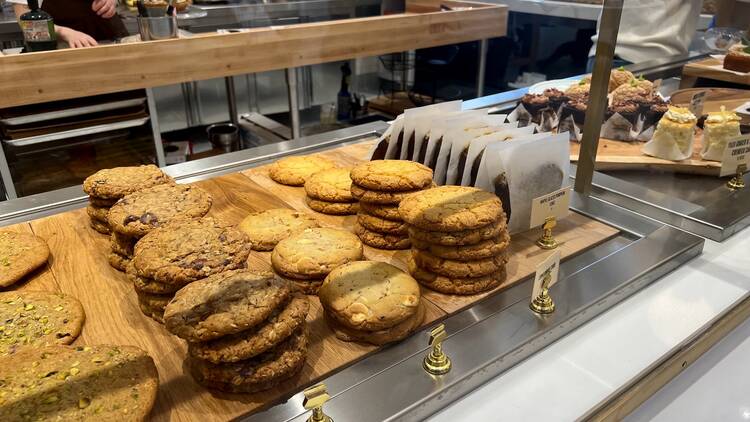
529, 186, 571, 229
720, 135, 750, 177
531, 250, 561, 300
689, 91, 707, 117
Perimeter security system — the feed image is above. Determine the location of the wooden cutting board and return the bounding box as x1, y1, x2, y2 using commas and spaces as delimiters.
682, 57, 750, 87
2, 140, 619, 421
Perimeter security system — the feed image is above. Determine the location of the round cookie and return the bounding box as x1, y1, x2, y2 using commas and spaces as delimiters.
399, 186, 505, 232
0, 231, 50, 288
86, 203, 109, 223
408, 219, 505, 246
304, 167, 355, 202
357, 212, 408, 235
319, 261, 420, 331
107, 184, 212, 238
271, 228, 363, 280
269, 155, 336, 186
359, 201, 402, 221
239, 209, 320, 252
350, 160, 433, 191
138, 302, 165, 324
107, 252, 129, 272
290, 278, 324, 295
353, 222, 411, 250
411, 249, 508, 278
0, 344, 158, 421
89, 196, 118, 207
305, 197, 359, 216
83, 164, 174, 199
411, 231, 511, 260
408, 256, 506, 295
350, 183, 426, 205
324, 302, 425, 345
136, 291, 172, 322
110, 232, 136, 258
188, 327, 307, 393
164, 270, 292, 342
90, 219, 111, 235
189, 294, 308, 364
126, 262, 186, 295
131, 217, 250, 285
0, 291, 85, 356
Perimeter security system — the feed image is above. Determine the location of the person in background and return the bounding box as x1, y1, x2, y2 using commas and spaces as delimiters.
10, 0, 127, 48
587, 0, 703, 72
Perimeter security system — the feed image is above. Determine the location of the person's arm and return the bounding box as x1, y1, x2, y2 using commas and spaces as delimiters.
13, 2, 97, 48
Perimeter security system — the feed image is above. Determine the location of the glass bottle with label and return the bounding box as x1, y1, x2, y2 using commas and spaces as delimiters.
20, 0, 57, 52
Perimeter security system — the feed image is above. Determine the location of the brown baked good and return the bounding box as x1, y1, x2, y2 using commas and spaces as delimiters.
350, 160, 433, 191
357, 212, 408, 235
304, 167, 355, 202
324, 302, 425, 345
724, 44, 750, 73
411, 248, 508, 278
398, 185, 504, 232
0, 231, 50, 288
271, 228, 363, 279
239, 209, 319, 252
305, 197, 359, 215
411, 231, 510, 260
407, 219, 505, 246
107, 252, 130, 272
358, 201, 402, 221
408, 256, 506, 295
269, 155, 337, 186
83, 164, 173, 200
353, 222, 411, 250
90, 219, 111, 235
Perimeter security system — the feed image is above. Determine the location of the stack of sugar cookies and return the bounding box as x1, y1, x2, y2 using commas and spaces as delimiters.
271, 227, 363, 294
127, 217, 250, 323
269, 155, 336, 187
319, 261, 424, 345
304, 168, 359, 215
239, 208, 320, 251
399, 186, 511, 295
164, 270, 309, 393
82, 165, 173, 235
106, 183, 212, 272
349, 160, 434, 250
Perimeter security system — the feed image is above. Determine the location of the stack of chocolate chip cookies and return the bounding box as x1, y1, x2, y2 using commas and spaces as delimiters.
269, 155, 336, 187
127, 217, 250, 323
106, 184, 212, 271
164, 270, 308, 393
82, 165, 173, 235
349, 160, 434, 250
319, 261, 424, 345
271, 227, 363, 294
399, 186, 511, 295
304, 168, 359, 215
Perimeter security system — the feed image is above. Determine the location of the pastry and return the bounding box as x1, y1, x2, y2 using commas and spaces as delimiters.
358, 201, 402, 221
398, 185, 504, 232
353, 222, 411, 250
86, 203, 109, 223
324, 302, 425, 345
110, 231, 136, 258
304, 167, 355, 202
560, 97, 588, 126
136, 291, 172, 323
239, 208, 319, 252
90, 219, 111, 235
608, 66, 634, 92
82, 164, 173, 200
350, 183, 424, 205
319, 261, 420, 331
289, 278, 324, 295
0, 231, 50, 288
411, 248, 508, 278
543, 88, 567, 110
89, 197, 118, 207
0, 344, 158, 421
520, 94, 549, 123
408, 256, 506, 295
305, 197, 359, 215
107, 252, 130, 271
607, 101, 640, 127
724, 43, 750, 73
642, 106, 697, 161
189, 294, 308, 364
0, 291, 85, 356
643, 97, 670, 130
269, 155, 336, 186
188, 327, 306, 393
612, 79, 653, 105
564, 79, 590, 97
127, 263, 186, 295
271, 228, 363, 280
164, 270, 292, 342
411, 231, 510, 260
407, 219, 505, 246
108, 184, 212, 238
357, 212, 408, 235
702, 106, 742, 161
350, 159, 433, 191
131, 217, 250, 285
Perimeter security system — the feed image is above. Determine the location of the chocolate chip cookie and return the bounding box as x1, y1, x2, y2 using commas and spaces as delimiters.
108, 184, 212, 238
269, 155, 336, 186
110, 232, 136, 258
305, 197, 359, 215
136, 291, 172, 324
399, 186, 505, 232
126, 263, 186, 295
107, 252, 130, 272
304, 167, 355, 202
239, 209, 319, 252
86, 204, 109, 223
83, 164, 173, 199
0, 231, 50, 288
350, 160, 433, 191
271, 228, 363, 279
90, 219, 111, 235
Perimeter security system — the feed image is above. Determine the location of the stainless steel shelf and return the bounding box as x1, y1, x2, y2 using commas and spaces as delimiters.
3, 117, 150, 148
0, 98, 146, 126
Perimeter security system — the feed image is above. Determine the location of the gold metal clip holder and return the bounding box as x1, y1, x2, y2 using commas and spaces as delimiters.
727, 164, 746, 190
536, 216, 559, 250
423, 324, 451, 375
303, 383, 334, 422
530, 270, 556, 314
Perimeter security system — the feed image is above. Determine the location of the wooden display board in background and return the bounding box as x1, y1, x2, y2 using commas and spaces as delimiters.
4, 141, 619, 421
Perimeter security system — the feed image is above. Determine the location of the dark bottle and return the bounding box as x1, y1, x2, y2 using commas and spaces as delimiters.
337, 62, 352, 121
20, 0, 57, 52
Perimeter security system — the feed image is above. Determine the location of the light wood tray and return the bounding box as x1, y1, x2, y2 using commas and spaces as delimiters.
5, 140, 619, 421
682, 57, 750, 87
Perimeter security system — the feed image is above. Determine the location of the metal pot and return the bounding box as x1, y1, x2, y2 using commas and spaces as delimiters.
206, 123, 240, 152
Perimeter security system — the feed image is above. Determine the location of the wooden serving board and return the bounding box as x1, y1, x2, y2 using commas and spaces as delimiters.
682, 57, 750, 87
2, 140, 619, 421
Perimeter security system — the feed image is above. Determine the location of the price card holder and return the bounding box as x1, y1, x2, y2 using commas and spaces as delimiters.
689, 91, 707, 118
530, 250, 561, 314
530, 186, 571, 229
720, 135, 750, 178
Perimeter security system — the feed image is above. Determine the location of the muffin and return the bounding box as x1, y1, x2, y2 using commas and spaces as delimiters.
642, 106, 697, 161
520, 94, 550, 124
607, 101, 640, 126
543, 88, 567, 111
565, 80, 591, 98
702, 106, 742, 161
643, 97, 670, 130
608, 67, 634, 92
